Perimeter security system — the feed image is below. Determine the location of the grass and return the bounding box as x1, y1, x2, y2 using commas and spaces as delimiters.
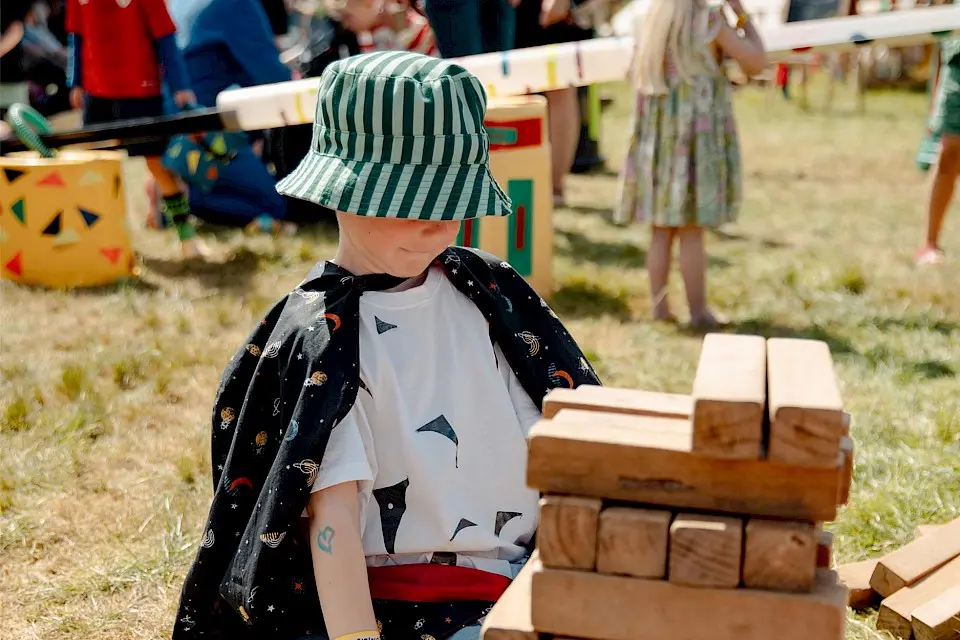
1, 76, 958, 639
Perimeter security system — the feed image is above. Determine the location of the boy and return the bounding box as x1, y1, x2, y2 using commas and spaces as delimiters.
66, 0, 208, 259
173, 51, 600, 640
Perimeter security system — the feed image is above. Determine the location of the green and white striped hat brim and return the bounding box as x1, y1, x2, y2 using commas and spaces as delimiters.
276, 51, 512, 221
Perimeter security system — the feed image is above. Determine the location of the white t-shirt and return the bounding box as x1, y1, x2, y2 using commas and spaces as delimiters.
309, 266, 542, 579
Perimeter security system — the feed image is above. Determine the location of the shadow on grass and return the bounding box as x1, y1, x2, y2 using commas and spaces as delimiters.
557, 229, 732, 269
861, 315, 958, 337
713, 318, 956, 381
548, 277, 633, 321
67, 275, 162, 296
141, 245, 262, 292
708, 228, 790, 249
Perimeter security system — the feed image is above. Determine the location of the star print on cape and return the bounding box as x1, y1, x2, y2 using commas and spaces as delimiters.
416, 415, 459, 467
375, 316, 398, 334
172, 246, 602, 640
373, 478, 410, 554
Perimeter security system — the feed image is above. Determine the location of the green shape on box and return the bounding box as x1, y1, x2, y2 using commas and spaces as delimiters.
486, 127, 518, 146
507, 179, 534, 276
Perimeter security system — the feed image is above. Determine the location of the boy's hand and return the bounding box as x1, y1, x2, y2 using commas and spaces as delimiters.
174, 89, 197, 109
70, 87, 84, 111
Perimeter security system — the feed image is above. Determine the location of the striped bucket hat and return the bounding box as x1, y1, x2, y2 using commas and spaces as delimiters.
276, 51, 512, 220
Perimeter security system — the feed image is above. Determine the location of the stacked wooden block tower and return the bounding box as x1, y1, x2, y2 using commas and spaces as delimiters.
482, 334, 854, 640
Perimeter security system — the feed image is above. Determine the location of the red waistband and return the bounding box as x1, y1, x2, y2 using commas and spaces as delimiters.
367, 563, 512, 603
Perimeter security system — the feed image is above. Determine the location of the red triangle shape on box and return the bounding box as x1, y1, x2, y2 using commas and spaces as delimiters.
37, 171, 67, 187
5, 252, 23, 276
100, 247, 123, 264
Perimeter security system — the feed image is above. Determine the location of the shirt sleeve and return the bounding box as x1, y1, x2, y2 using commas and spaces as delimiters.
222, 0, 291, 86
312, 391, 377, 495
154, 33, 191, 94
140, 0, 178, 40
495, 344, 543, 438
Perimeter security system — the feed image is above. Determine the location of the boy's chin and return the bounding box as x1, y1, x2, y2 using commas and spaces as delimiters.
388, 251, 441, 278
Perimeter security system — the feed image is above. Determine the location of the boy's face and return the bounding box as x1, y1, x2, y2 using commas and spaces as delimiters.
337, 212, 461, 278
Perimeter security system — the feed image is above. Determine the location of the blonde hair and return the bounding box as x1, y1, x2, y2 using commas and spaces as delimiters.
633, 0, 712, 95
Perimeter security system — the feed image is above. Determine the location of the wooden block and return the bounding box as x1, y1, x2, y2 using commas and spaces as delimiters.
817, 528, 834, 569
669, 514, 743, 588
911, 584, 960, 640
537, 495, 601, 571
743, 519, 817, 592
691, 333, 766, 459
530, 559, 848, 640
542, 385, 692, 420
550, 409, 693, 450
838, 436, 854, 505
917, 524, 944, 537
877, 556, 960, 639
481, 551, 537, 640
767, 338, 846, 467
837, 559, 879, 609
527, 418, 842, 521
871, 517, 960, 598
596, 507, 671, 579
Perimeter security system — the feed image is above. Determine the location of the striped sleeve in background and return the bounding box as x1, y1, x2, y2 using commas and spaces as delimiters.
357, 9, 438, 56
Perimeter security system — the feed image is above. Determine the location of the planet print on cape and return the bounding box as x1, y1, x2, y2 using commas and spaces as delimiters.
373, 478, 409, 554
322, 313, 341, 331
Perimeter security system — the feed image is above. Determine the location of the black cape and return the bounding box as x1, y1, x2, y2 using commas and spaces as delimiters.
173, 247, 602, 639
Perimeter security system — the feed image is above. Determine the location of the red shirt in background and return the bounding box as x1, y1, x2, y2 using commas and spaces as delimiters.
66, 0, 177, 98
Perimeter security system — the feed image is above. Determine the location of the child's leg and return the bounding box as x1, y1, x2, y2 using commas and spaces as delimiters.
918, 133, 960, 263
647, 226, 677, 322
677, 225, 725, 328
144, 157, 208, 257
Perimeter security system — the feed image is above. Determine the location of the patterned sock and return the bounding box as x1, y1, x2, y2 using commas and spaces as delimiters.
161, 193, 197, 241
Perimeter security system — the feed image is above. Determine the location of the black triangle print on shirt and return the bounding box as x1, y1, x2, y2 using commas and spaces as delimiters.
416, 415, 459, 467
450, 518, 477, 541
494, 511, 522, 537
373, 478, 409, 555
374, 316, 397, 334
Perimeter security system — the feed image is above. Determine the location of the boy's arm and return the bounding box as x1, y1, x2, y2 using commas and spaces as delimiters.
307, 482, 379, 639
138, 0, 193, 97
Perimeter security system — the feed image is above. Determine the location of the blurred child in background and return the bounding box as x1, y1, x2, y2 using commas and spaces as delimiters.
66, 0, 208, 259
615, 0, 765, 328
328, 0, 437, 55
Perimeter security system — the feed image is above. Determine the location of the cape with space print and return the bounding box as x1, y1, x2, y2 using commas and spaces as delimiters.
172, 246, 602, 639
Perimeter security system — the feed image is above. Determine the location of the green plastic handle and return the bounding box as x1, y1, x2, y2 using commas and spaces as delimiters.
4, 103, 55, 158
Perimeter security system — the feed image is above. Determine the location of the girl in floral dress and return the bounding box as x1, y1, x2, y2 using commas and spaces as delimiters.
615, 0, 766, 328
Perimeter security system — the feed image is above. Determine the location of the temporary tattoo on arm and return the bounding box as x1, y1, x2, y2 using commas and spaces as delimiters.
316, 525, 335, 554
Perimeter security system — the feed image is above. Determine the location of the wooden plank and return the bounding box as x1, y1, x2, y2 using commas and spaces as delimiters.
537, 495, 601, 571
838, 559, 879, 609
838, 436, 854, 505
542, 385, 692, 420
767, 338, 846, 467
596, 507, 671, 579
871, 517, 960, 598
917, 524, 944, 537
877, 557, 960, 639
481, 551, 538, 640
550, 410, 693, 452
691, 333, 767, 459
530, 560, 848, 640
743, 519, 817, 592
817, 528, 834, 569
911, 584, 960, 640
527, 418, 842, 521
669, 514, 743, 588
